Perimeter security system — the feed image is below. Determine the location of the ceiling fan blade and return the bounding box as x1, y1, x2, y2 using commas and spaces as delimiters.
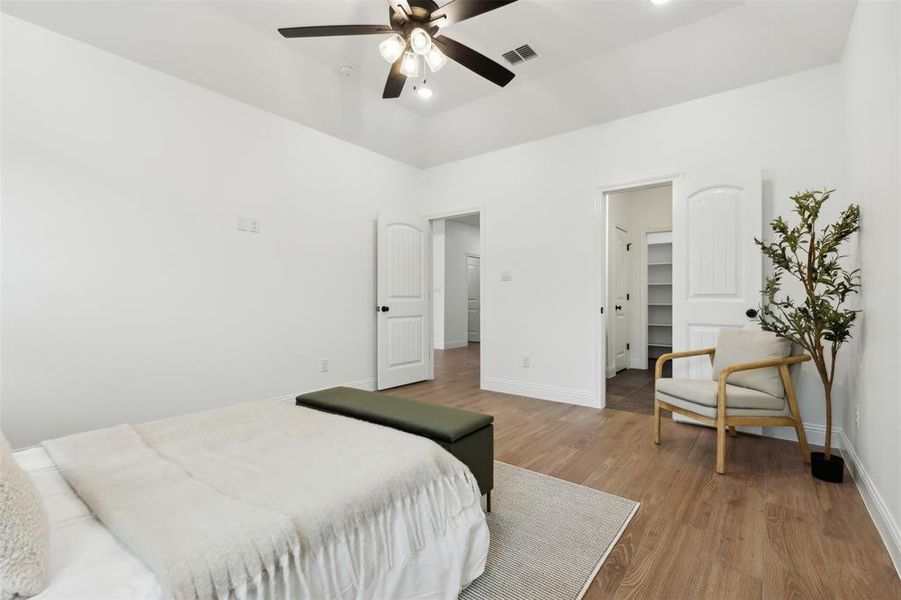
433, 36, 515, 87
278, 24, 393, 38
385, 0, 412, 19
430, 0, 519, 27
383, 59, 407, 99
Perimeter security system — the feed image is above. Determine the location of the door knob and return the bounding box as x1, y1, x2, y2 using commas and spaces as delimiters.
615, 304, 623, 311
380, 306, 390, 312
745, 308, 758, 318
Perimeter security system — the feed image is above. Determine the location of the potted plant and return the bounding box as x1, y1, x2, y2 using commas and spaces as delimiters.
755, 189, 860, 483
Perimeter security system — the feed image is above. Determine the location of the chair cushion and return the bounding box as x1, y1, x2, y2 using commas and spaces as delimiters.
296, 387, 493, 443
712, 328, 791, 397
657, 394, 791, 420
656, 378, 786, 411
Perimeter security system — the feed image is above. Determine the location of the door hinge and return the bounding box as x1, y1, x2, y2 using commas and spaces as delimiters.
626, 343, 630, 350
626, 243, 632, 251
600, 307, 605, 314
626, 293, 630, 301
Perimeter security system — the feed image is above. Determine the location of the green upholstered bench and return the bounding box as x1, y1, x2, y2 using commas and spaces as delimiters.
296, 386, 494, 510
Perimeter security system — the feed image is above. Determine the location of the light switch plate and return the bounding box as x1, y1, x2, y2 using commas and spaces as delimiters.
248, 218, 260, 233
501, 270, 513, 282
237, 216, 249, 232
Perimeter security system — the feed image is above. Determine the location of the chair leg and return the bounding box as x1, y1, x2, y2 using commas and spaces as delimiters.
728, 425, 737, 438
653, 400, 661, 445
485, 491, 491, 513
716, 422, 727, 474
794, 420, 811, 464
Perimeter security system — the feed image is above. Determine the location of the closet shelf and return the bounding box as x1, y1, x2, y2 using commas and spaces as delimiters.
648, 262, 672, 266
648, 303, 672, 307
647, 282, 672, 286
648, 343, 673, 348
648, 323, 672, 327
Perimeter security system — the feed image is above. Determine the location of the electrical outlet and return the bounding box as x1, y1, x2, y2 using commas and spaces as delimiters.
501, 270, 513, 282
248, 218, 260, 233
319, 359, 329, 373
521, 355, 530, 368
854, 404, 860, 429
237, 216, 249, 232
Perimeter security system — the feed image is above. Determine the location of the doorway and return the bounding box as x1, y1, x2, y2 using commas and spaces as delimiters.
604, 183, 673, 414
430, 211, 482, 387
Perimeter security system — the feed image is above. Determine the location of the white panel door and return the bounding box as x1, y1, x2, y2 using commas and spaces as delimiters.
613, 227, 630, 372
377, 213, 431, 390
672, 165, 762, 381
466, 254, 480, 343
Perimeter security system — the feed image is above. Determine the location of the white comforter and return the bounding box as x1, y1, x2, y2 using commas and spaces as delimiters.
19, 402, 489, 600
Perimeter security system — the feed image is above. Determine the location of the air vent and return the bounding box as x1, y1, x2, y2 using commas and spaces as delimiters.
501, 44, 538, 66
502, 50, 523, 65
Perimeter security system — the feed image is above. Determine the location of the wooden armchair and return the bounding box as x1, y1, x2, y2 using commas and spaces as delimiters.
653, 329, 811, 474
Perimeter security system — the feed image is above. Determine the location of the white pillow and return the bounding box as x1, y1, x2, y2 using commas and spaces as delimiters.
713, 328, 792, 398
1, 433, 49, 599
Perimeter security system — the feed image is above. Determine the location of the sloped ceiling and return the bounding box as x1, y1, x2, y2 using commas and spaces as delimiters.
1, 0, 857, 167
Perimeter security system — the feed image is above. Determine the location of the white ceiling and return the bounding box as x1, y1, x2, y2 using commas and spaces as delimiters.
2, 0, 857, 168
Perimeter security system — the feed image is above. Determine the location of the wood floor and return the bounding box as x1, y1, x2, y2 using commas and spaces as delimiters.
605, 368, 657, 415
392, 345, 900, 600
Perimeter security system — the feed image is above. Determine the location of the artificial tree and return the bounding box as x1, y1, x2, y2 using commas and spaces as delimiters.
755, 189, 860, 479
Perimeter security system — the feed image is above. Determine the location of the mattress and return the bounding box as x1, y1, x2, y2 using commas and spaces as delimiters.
15, 445, 489, 600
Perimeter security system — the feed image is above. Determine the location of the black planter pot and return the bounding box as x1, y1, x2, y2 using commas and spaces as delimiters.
811, 451, 844, 483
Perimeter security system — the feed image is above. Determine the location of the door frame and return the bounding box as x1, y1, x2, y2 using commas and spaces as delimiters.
427, 207, 486, 389
594, 174, 681, 409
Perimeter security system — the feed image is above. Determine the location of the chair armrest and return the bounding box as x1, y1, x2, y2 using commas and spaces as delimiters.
716, 354, 811, 418
655, 347, 716, 380
719, 354, 811, 382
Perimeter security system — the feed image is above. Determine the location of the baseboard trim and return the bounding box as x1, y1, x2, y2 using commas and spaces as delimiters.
283, 377, 378, 403
341, 378, 378, 391
443, 340, 468, 350
840, 430, 901, 576
483, 377, 599, 408
763, 423, 844, 449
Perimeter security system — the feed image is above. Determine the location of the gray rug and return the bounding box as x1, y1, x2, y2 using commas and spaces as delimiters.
461, 462, 639, 600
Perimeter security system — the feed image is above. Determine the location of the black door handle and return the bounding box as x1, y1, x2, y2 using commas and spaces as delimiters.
745, 308, 758, 318
380, 306, 390, 312
615, 304, 623, 311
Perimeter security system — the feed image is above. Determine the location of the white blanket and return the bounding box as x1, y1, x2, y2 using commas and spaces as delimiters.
42, 401, 487, 600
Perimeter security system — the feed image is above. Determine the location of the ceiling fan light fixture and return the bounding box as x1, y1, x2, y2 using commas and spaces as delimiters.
417, 85, 433, 99
399, 51, 421, 78
379, 33, 406, 64
409, 27, 432, 55
424, 45, 448, 72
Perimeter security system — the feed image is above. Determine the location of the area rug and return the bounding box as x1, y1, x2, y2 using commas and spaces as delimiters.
461, 462, 639, 600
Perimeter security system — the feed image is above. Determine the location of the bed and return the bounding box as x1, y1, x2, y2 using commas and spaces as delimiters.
15, 400, 490, 600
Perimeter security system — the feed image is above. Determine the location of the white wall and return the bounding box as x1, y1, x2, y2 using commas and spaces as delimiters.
417, 64, 846, 426
840, 0, 901, 572
0, 16, 418, 447
606, 185, 672, 373
442, 220, 480, 349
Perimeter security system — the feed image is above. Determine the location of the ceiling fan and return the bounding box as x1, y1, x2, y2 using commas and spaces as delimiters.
278, 0, 519, 99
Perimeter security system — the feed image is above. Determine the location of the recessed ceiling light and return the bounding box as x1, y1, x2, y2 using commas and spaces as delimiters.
417, 86, 433, 99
